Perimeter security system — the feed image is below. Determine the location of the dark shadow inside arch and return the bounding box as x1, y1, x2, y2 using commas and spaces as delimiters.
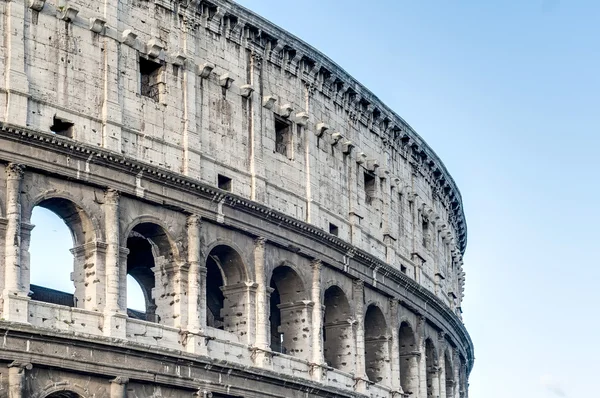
323, 285, 352, 370
205, 245, 247, 332
364, 304, 388, 383
44, 391, 82, 398
269, 265, 305, 355
29, 198, 95, 308
126, 235, 157, 322
125, 222, 175, 323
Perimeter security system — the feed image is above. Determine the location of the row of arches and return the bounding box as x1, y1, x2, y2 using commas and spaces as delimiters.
14, 193, 466, 396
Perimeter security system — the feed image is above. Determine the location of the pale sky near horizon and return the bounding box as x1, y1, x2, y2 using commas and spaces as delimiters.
28, 1, 600, 397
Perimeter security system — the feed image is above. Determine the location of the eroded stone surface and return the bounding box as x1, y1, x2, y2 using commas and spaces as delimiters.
0, 0, 472, 397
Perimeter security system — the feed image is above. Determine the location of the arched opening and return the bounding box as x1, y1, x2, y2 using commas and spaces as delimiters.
323, 285, 353, 372
205, 245, 247, 336
364, 304, 389, 383
28, 198, 96, 309
445, 350, 455, 398
126, 274, 147, 318
44, 391, 82, 398
269, 265, 309, 358
399, 322, 419, 395
125, 222, 176, 324
425, 338, 439, 398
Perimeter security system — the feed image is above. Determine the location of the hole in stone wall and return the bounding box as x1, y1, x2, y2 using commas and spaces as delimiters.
329, 222, 338, 236
274, 115, 291, 157
364, 172, 376, 205
140, 56, 163, 101
50, 116, 74, 138
218, 174, 232, 191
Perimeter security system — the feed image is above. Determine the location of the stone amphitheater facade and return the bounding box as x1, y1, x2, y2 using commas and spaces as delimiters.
0, 0, 473, 397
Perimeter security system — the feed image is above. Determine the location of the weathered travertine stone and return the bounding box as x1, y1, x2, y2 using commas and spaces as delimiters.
0, 0, 472, 397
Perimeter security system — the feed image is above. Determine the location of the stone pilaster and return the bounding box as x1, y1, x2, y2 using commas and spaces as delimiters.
103, 189, 126, 338
353, 279, 367, 392
417, 316, 428, 398
186, 215, 202, 332
3, 164, 29, 322
310, 259, 324, 371
389, 300, 401, 392
2, 0, 29, 125
253, 237, 269, 349
100, 0, 123, 150
7, 361, 32, 398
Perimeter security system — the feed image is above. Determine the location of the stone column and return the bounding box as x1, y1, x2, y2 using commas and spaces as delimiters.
7, 362, 32, 398
100, 0, 123, 150
310, 260, 324, 372
103, 189, 126, 338
253, 237, 272, 367
110, 376, 129, 398
4, 164, 24, 293
353, 279, 367, 392
181, 27, 201, 179
186, 215, 202, 333
253, 237, 269, 349
389, 300, 401, 392
3, 164, 29, 322
417, 316, 428, 398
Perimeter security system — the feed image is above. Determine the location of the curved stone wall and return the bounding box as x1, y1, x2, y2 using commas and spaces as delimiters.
0, 1, 473, 397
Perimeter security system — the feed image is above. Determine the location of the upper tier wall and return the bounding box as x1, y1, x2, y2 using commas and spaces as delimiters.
0, 0, 467, 309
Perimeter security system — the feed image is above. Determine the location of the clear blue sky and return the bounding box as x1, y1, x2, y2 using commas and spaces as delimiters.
29, 1, 599, 397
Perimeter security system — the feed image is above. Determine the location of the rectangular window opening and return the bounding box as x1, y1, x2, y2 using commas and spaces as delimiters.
329, 222, 339, 236
422, 219, 429, 248
364, 172, 376, 205
401, 265, 407, 274
50, 116, 74, 138
275, 116, 291, 157
140, 56, 163, 101
218, 174, 232, 191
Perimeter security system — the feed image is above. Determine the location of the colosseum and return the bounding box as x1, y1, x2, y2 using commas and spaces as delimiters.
0, 0, 473, 397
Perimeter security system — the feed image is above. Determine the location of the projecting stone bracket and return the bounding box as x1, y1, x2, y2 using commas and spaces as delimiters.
330, 132, 343, 145
171, 52, 186, 66
198, 62, 215, 79
295, 111, 309, 126
57, 5, 79, 22
146, 39, 164, 59
315, 122, 329, 137
342, 140, 354, 154
262, 95, 277, 110
239, 84, 254, 98
219, 73, 234, 89
278, 104, 293, 118
122, 30, 137, 46
29, 0, 46, 11
89, 17, 106, 34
